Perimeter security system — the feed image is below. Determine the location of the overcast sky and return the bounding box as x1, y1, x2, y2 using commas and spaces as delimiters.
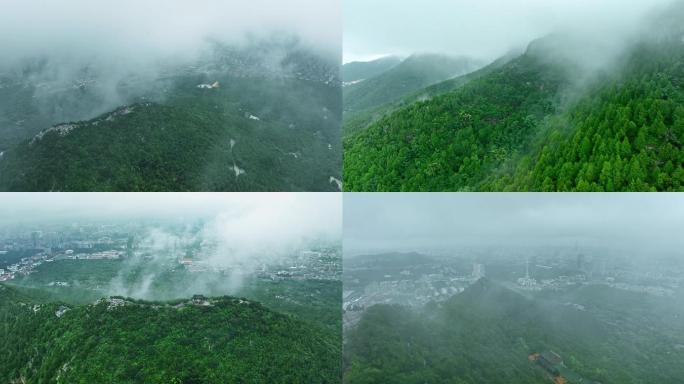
0, 0, 341, 67
344, 193, 684, 256
0, 192, 340, 231
343, 0, 676, 63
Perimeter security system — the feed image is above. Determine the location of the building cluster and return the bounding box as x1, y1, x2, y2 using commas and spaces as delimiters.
257, 248, 342, 281
513, 252, 683, 297
0, 223, 135, 282
172, 246, 342, 282
0, 252, 46, 281
343, 258, 483, 330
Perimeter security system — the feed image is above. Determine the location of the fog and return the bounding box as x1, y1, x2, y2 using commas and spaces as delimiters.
343, 0, 677, 63
0, 192, 341, 297
0, 0, 341, 67
0, 192, 340, 241
0, 0, 342, 151
112, 193, 341, 298
0, 193, 340, 297
344, 193, 684, 257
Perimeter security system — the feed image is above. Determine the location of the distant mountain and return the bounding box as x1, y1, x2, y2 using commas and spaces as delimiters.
343, 54, 482, 123
0, 37, 341, 191
344, 5, 684, 191
0, 284, 341, 383
342, 56, 402, 83
344, 278, 684, 384
342, 51, 516, 137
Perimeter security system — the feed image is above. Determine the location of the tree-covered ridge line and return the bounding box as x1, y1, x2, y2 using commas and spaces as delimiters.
0, 71, 341, 191
343, 34, 684, 191
0, 38, 341, 192
344, 43, 572, 191
342, 56, 402, 83
8, 255, 342, 333
0, 284, 341, 383
0, 36, 340, 152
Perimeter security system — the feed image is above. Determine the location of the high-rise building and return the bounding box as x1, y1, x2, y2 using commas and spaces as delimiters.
472, 263, 485, 279
31, 231, 42, 248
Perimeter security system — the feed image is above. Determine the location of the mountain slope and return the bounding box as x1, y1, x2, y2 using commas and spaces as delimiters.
344, 280, 548, 384
0, 39, 341, 191
0, 284, 341, 383
483, 40, 684, 191
344, 31, 684, 191
342, 53, 515, 138
344, 279, 684, 384
344, 43, 572, 191
0, 78, 340, 192
343, 54, 481, 121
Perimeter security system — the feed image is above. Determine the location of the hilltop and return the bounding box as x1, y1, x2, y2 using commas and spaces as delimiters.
344, 278, 684, 383
0, 284, 341, 383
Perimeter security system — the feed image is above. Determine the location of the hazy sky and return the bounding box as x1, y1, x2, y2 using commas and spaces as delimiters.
344, 193, 684, 256
343, 0, 676, 63
0, 192, 340, 230
0, 193, 341, 298
0, 0, 341, 67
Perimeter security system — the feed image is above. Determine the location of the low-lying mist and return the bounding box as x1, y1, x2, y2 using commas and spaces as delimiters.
1, 0, 340, 66
0, 0, 341, 149
109, 201, 341, 300
0, 193, 341, 300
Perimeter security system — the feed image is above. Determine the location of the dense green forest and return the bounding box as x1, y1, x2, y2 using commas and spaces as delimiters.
344, 28, 684, 191
344, 279, 684, 384
0, 283, 341, 383
0, 41, 341, 192
483, 40, 684, 191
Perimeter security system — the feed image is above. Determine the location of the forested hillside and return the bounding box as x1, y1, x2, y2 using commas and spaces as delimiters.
0, 284, 341, 383
344, 41, 572, 191
342, 54, 480, 136
343, 279, 684, 384
483, 40, 684, 191
344, 22, 684, 191
0, 40, 341, 191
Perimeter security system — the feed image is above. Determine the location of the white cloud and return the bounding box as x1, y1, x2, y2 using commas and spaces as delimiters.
0, 0, 341, 67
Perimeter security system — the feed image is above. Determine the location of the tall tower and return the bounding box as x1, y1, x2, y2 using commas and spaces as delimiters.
472, 263, 485, 279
